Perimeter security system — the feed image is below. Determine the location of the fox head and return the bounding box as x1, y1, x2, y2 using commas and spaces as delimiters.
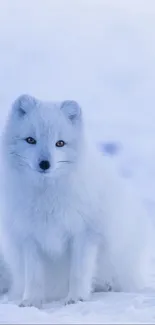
4, 94, 83, 181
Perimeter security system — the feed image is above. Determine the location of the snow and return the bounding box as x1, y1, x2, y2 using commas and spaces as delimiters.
1, 292, 155, 324
0, 0, 155, 323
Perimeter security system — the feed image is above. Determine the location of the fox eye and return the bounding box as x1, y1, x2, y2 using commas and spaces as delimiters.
56, 140, 66, 147
25, 137, 36, 144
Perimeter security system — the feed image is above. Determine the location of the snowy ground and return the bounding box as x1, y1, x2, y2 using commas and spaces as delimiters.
0, 0, 155, 323
1, 292, 155, 324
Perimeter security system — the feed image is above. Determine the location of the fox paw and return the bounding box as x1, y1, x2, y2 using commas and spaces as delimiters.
65, 292, 89, 305
19, 299, 42, 309
65, 297, 84, 305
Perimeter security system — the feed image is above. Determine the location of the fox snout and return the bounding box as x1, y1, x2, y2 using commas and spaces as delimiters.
39, 160, 50, 171
39, 160, 51, 171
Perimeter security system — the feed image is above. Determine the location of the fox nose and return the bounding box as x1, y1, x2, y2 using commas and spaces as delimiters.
39, 160, 50, 171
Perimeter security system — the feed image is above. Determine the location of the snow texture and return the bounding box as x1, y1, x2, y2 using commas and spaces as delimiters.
0, 0, 155, 323
0, 292, 155, 324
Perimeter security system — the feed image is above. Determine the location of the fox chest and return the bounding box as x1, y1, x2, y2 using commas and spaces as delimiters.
33, 216, 68, 255
6, 184, 90, 256
10, 193, 85, 255
25, 201, 71, 255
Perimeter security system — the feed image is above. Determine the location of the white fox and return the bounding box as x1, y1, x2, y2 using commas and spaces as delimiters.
0, 94, 154, 308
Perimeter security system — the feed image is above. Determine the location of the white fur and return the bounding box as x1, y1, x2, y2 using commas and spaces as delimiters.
0, 94, 155, 308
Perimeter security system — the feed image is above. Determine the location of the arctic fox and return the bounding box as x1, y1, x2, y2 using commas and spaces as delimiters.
0, 94, 154, 308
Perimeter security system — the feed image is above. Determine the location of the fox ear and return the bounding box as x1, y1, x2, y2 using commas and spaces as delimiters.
60, 100, 82, 125
12, 94, 36, 116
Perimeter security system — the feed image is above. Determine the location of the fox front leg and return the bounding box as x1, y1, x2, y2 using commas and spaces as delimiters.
66, 231, 98, 304
19, 241, 44, 309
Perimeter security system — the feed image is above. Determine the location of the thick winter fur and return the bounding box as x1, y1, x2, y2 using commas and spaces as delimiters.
0, 94, 155, 308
